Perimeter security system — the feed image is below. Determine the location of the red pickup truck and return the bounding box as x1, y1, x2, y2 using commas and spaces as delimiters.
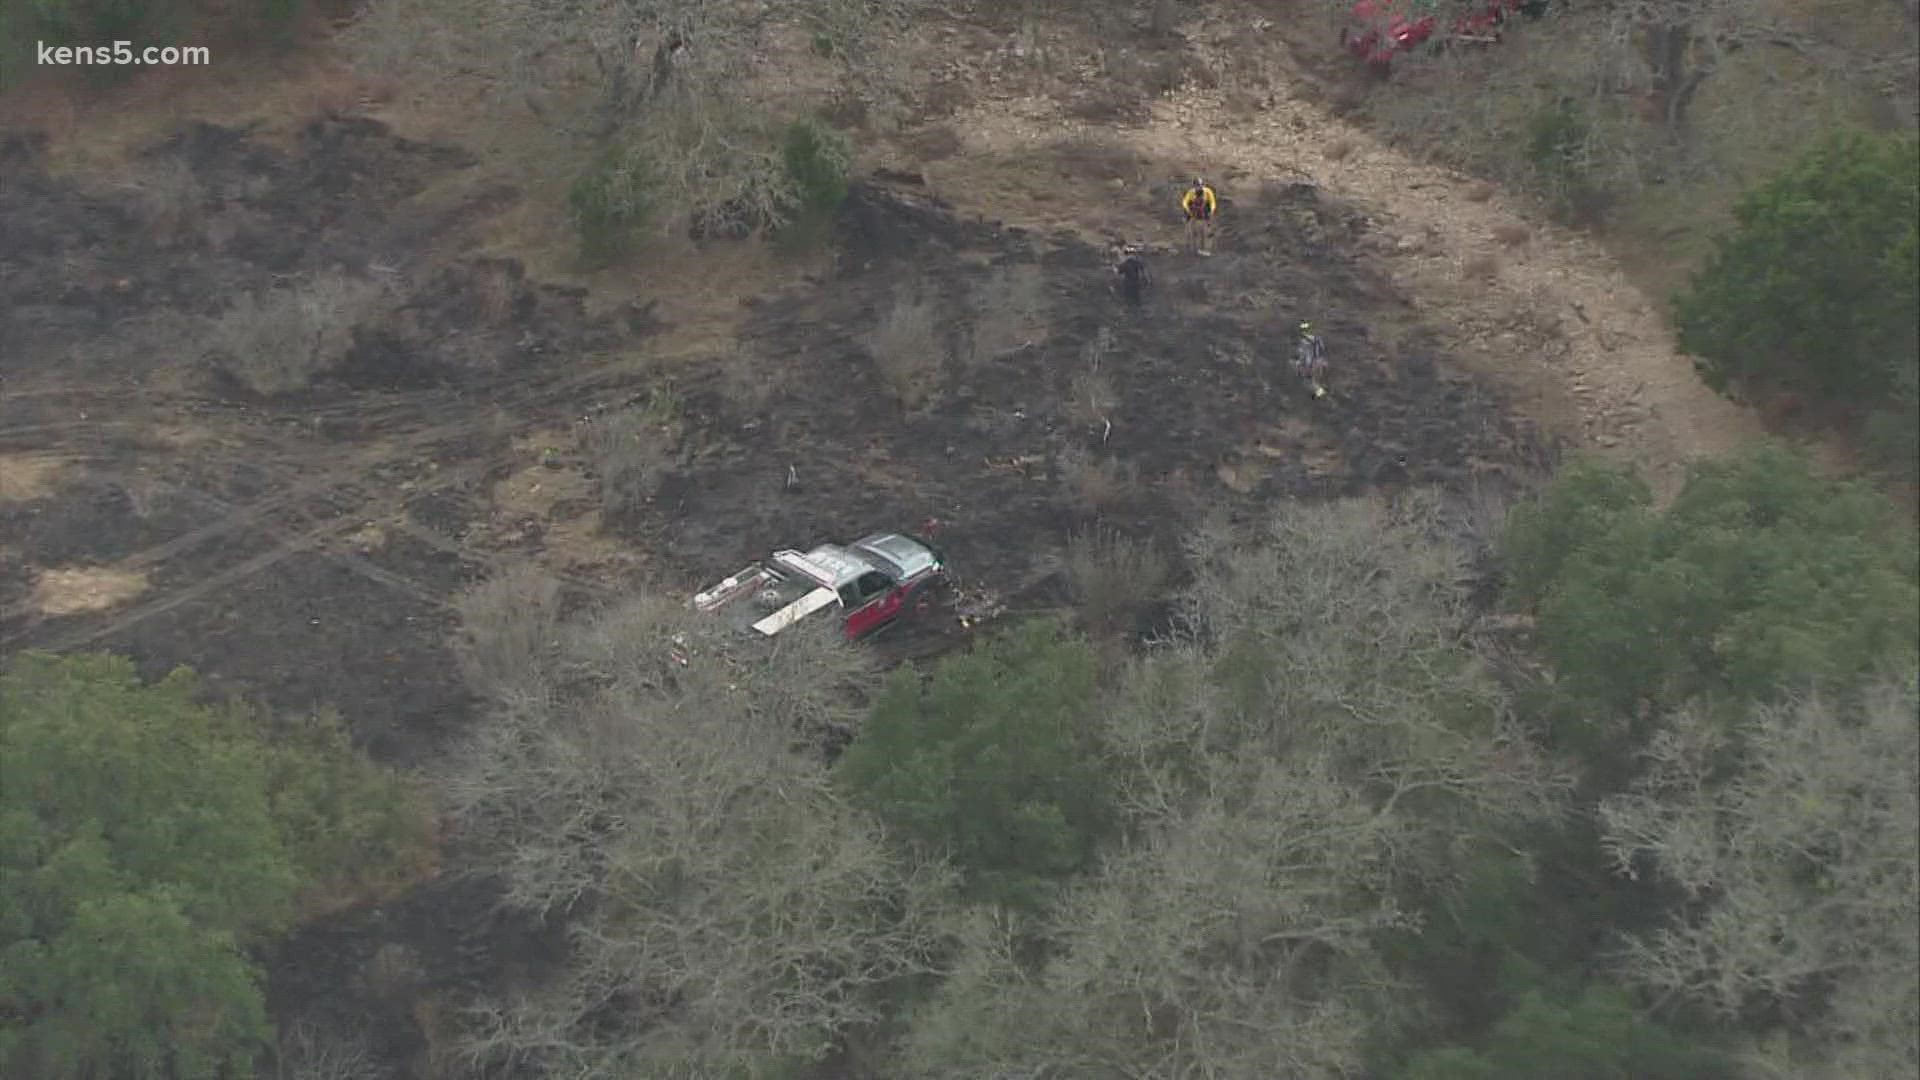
690, 531, 948, 641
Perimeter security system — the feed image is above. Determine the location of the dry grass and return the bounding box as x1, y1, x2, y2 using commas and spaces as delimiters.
919, 78, 974, 120
968, 264, 1049, 365
1046, 134, 1148, 183
306, 80, 363, 123
1492, 223, 1531, 247
1066, 325, 1120, 432
211, 272, 385, 394
1057, 446, 1137, 515
867, 292, 948, 409
710, 341, 790, 416
1068, 83, 1153, 123
904, 123, 966, 161
1068, 368, 1119, 431
0, 454, 66, 502
410, 994, 461, 1080
360, 73, 402, 105
357, 943, 426, 1006
474, 261, 523, 325
1066, 526, 1172, 636
126, 157, 206, 247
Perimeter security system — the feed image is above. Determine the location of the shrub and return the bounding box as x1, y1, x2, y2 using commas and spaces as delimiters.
1057, 446, 1136, 515
780, 117, 852, 221
567, 145, 658, 266
1673, 130, 1920, 405
210, 272, 383, 395
866, 291, 947, 410
1066, 526, 1171, 636
835, 619, 1111, 910
451, 564, 565, 702
772, 118, 852, 249
577, 389, 682, 525
1600, 677, 1920, 1076
1522, 98, 1605, 222
273, 1019, 385, 1080
967, 264, 1049, 365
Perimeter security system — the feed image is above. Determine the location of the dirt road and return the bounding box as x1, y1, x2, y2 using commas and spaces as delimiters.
891, 7, 1764, 496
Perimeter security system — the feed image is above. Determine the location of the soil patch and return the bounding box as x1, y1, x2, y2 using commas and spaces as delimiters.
29, 566, 151, 617
0, 453, 67, 502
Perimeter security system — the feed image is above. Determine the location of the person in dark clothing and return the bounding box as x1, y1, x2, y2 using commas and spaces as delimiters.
1294, 320, 1329, 398
1114, 243, 1151, 308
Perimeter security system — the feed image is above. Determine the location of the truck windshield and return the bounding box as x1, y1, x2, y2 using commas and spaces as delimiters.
854, 547, 906, 581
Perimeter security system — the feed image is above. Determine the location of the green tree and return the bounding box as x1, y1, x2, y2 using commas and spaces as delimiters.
835, 619, 1110, 909
1503, 446, 1919, 713
1, 653, 291, 1078
781, 117, 852, 221
1399, 985, 1736, 1080
1673, 129, 1920, 404
260, 709, 437, 916
0, 652, 432, 1078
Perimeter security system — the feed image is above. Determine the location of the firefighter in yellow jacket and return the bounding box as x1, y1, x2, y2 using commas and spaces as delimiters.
1180, 177, 1217, 256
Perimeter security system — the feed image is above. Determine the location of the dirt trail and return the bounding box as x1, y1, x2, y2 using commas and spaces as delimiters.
912, 11, 1766, 496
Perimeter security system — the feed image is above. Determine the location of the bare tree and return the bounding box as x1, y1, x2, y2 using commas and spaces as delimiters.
442, 578, 954, 1075
1600, 674, 1920, 1076
898, 495, 1568, 1078
275, 1019, 389, 1080
1170, 494, 1569, 863
901, 760, 1408, 1078
450, 564, 566, 707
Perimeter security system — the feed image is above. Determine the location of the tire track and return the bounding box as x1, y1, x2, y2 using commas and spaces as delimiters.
6, 363, 646, 652
11, 460, 475, 654
160, 474, 618, 602
4, 363, 635, 604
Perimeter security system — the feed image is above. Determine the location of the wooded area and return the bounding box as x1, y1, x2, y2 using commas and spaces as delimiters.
433, 449, 1915, 1078
3, 0, 1917, 1075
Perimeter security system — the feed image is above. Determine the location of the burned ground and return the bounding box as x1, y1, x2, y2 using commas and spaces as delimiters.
657, 181, 1552, 638
2, 114, 1553, 1065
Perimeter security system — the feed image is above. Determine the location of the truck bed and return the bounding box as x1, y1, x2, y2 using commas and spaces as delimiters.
692, 555, 843, 636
